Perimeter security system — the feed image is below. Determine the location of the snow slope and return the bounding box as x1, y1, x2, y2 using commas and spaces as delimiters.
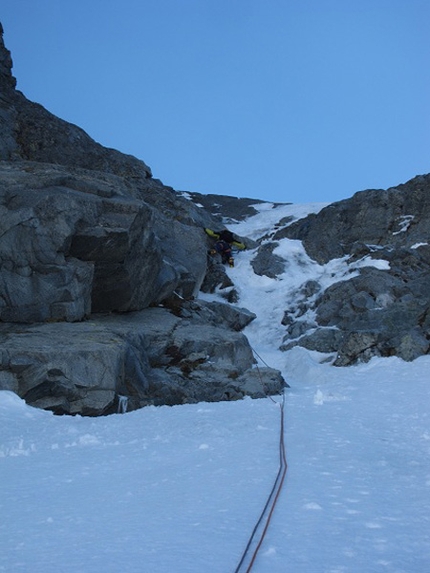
1, 203, 430, 573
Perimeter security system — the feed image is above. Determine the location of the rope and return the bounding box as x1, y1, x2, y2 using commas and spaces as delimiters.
250, 345, 272, 369
234, 344, 288, 572
234, 393, 287, 573
250, 344, 278, 403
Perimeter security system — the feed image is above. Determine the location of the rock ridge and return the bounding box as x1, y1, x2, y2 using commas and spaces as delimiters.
270, 175, 430, 365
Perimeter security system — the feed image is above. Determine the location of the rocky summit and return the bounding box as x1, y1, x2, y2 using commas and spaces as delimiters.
0, 23, 429, 415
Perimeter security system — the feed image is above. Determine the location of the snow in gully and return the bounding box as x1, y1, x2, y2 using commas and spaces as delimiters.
1, 203, 430, 573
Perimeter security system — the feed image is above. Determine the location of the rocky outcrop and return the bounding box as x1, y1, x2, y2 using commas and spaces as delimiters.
0, 24, 286, 413
275, 176, 430, 264
0, 301, 285, 415
179, 191, 268, 224
0, 161, 210, 322
277, 176, 430, 364
251, 242, 286, 278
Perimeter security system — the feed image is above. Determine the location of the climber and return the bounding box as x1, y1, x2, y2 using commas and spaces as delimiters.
205, 228, 246, 267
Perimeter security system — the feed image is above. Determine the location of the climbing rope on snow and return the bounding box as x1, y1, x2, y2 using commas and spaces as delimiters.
234, 392, 287, 573
234, 348, 288, 572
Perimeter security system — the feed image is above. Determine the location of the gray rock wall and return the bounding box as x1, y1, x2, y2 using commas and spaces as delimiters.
0, 162, 161, 321
0, 303, 285, 415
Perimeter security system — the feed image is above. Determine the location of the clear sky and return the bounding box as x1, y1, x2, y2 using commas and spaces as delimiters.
2, 0, 429, 204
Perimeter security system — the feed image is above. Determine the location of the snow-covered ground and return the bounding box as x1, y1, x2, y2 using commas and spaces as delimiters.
1, 204, 430, 573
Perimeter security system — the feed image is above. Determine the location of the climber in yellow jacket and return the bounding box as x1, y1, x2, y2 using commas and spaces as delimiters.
204, 228, 246, 267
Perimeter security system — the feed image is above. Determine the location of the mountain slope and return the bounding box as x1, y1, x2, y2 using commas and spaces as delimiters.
2, 200, 430, 570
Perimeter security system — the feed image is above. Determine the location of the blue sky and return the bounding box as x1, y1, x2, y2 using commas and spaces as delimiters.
2, 0, 429, 203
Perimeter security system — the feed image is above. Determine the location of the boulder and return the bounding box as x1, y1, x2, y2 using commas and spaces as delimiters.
0, 162, 161, 321
251, 242, 285, 278
203, 300, 256, 331
0, 304, 286, 415
281, 328, 343, 354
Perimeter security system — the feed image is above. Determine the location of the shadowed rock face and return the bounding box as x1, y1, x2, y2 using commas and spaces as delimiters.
0, 163, 159, 322
0, 24, 286, 413
0, 158, 213, 322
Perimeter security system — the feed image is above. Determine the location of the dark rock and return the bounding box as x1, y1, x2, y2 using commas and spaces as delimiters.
301, 279, 322, 298
0, 23, 18, 160
251, 242, 285, 278
282, 320, 316, 340
200, 256, 234, 293
281, 328, 343, 354
202, 300, 256, 331
283, 261, 430, 364
275, 175, 430, 264
333, 331, 381, 366
179, 191, 267, 222
236, 367, 289, 397
0, 163, 161, 321
394, 329, 429, 362
0, 306, 285, 415
0, 23, 15, 88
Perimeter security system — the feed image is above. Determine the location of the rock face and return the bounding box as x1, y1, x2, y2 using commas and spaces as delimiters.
0, 25, 286, 414
178, 191, 268, 224
0, 301, 283, 415
276, 177, 430, 365
275, 177, 430, 264
0, 162, 211, 322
